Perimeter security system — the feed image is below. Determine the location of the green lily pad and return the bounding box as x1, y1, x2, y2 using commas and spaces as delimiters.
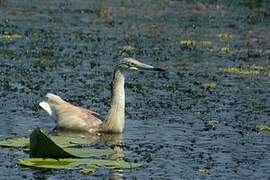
18, 158, 141, 173
0, 133, 97, 148
29, 128, 123, 159
0, 129, 122, 159
30, 128, 77, 158
0, 137, 28, 147
49, 135, 97, 148
64, 147, 116, 158
18, 158, 81, 169
3, 128, 141, 174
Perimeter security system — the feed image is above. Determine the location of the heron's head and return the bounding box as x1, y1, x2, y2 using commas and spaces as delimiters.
117, 58, 164, 72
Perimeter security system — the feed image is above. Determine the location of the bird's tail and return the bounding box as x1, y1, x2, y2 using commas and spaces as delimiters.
39, 93, 65, 117
39, 101, 53, 116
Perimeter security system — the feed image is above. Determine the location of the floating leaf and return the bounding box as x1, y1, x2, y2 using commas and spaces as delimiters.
0, 32, 22, 40
220, 46, 230, 53
3, 128, 141, 174
257, 124, 270, 132
30, 128, 76, 158
180, 40, 212, 46
64, 147, 116, 158
29, 128, 127, 159
49, 135, 98, 148
221, 67, 260, 75
196, 167, 209, 174
220, 65, 270, 77
180, 40, 195, 46
217, 33, 234, 40
203, 83, 216, 90
0, 132, 119, 159
250, 64, 264, 70
18, 158, 141, 172
0, 137, 28, 147
0, 133, 96, 148
204, 120, 218, 130
200, 40, 213, 46
18, 158, 81, 169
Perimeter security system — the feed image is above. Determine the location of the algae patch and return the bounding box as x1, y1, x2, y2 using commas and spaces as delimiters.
220, 66, 260, 75
0, 32, 22, 40
196, 167, 210, 174
221, 65, 270, 76
119, 45, 135, 54
257, 124, 270, 132
216, 33, 234, 40
203, 83, 216, 90
180, 40, 213, 46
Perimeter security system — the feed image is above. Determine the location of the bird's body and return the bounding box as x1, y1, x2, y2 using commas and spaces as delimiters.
39, 58, 163, 134
40, 93, 103, 133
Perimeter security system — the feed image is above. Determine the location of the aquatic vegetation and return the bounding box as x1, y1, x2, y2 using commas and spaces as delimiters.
18, 158, 140, 174
119, 45, 135, 53
180, 40, 213, 47
221, 67, 260, 75
0, 32, 22, 40
257, 124, 270, 132
0, 128, 140, 174
0, 134, 96, 148
29, 128, 76, 158
204, 120, 218, 131
96, 6, 114, 18
249, 64, 265, 70
196, 167, 209, 174
0, 137, 28, 148
119, 5, 129, 12
64, 147, 117, 158
1, 0, 270, 178
221, 65, 270, 76
217, 33, 234, 40
180, 33, 234, 53
219, 46, 230, 53
203, 83, 216, 90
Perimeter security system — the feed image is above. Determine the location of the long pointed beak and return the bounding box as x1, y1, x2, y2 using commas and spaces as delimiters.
138, 63, 165, 71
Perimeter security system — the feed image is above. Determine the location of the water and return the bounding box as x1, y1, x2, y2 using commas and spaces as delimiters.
0, 0, 270, 179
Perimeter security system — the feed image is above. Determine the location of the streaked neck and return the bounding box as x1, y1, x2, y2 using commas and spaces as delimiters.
102, 69, 125, 133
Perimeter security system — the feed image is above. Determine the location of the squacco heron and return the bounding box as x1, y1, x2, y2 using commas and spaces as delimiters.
39, 58, 164, 134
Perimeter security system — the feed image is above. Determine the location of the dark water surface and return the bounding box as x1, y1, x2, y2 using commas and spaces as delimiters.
0, 0, 270, 179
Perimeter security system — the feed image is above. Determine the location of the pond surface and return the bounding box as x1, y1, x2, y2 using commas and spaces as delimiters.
0, 0, 270, 179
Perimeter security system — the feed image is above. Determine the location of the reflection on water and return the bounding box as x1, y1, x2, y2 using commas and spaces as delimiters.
100, 134, 124, 180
